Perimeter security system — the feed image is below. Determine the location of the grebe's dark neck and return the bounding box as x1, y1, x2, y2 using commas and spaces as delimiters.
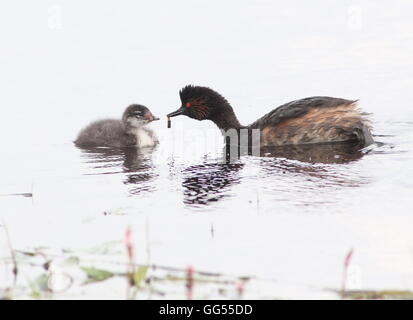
210, 101, 243, 132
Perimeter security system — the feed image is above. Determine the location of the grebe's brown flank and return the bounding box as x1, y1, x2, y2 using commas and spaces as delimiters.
167, 86, 373, 147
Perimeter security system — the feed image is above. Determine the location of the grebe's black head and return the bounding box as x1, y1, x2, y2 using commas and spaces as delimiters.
122, 104, 159, 128
167, 85, 231, 121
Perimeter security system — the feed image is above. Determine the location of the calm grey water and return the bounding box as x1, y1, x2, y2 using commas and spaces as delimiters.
1, 1, 413, 299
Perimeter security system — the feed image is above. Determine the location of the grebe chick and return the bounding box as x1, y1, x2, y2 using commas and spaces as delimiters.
75, 104, 159, 148
167, 85, 374, 147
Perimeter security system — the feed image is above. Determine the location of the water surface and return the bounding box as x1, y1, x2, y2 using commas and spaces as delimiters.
1, 1, 413, 299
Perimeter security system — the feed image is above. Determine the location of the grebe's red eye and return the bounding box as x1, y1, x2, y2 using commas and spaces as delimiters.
185, 102, 191, 108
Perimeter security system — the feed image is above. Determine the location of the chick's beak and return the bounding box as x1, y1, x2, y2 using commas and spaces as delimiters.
167, 107, 185, 118
144, 112, 159, 121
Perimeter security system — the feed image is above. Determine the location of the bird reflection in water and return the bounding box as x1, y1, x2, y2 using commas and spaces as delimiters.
255, 141, 370, 188
181, 141, 369, 207
255, 141, 372, 208
78, 139, 371, 206
259, 141, 366, 164
181, 161, 243, 206
77, 146, 157, 195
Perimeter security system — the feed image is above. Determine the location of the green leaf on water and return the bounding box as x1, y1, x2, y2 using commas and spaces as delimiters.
29, 274, 50, 298
34, 274, 49, 292
81, 266, 114, 284
63, 256, 80, 266
133, 266, 148, 287
343, 290, 413, 300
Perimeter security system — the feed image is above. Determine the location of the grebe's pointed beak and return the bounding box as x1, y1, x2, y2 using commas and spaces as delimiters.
152, 116, 160, 121
167, 107, 185, 118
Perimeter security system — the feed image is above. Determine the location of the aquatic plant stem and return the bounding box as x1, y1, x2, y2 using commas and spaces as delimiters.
2, 220, 18, 286
186, 266, 194, 300
125, 226, 135, 299
341, 248, 354, 299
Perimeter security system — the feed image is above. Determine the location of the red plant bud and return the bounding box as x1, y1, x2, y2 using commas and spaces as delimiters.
186, 265, 194, 300
125, 226, 133, 261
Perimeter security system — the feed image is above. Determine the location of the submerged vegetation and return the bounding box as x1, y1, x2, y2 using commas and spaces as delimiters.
0, 246, 252, 300
1, 227, 412, 300
0, 227, 256, 300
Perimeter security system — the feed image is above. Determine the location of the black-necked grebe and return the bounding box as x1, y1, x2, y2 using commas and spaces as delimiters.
75, 104, 159, 148
167, 85, 374, 147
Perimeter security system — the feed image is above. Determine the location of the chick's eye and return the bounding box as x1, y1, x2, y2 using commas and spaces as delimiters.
185, 102, 191, 108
